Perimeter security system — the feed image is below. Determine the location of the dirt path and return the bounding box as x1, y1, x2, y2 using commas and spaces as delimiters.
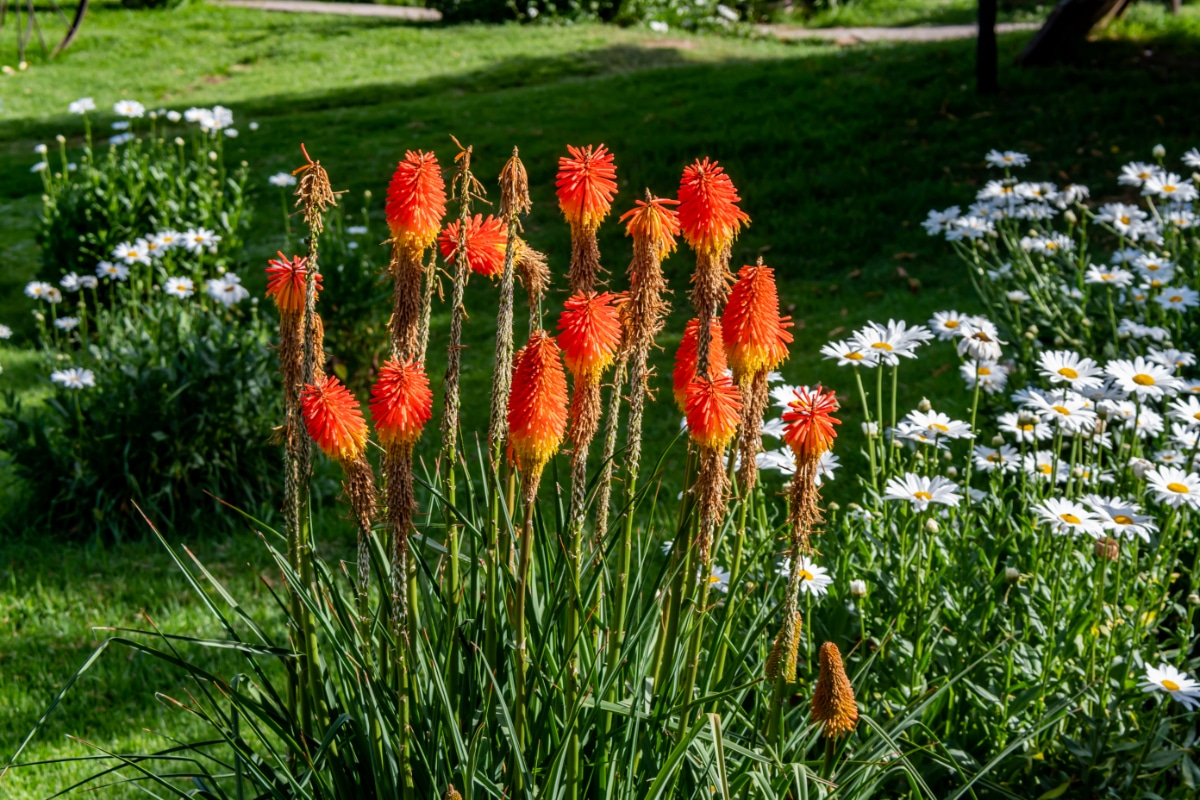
760, 22, 1040, 44
214, 0, 442, 21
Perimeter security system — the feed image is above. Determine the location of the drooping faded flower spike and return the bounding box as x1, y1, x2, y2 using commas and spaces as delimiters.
294, 143, 337, 235
812, 642, 859, 738
508, 331, 569, 500
439, 214, 509, 279
782, 385, 840, 553
722, 261, 793, 490
685, 375, 742, 564
673, 318, 729, 413
557, 144, 618, 293
385, 150, 446, 362
678, 158, 750, 380
302, 375, 376, 612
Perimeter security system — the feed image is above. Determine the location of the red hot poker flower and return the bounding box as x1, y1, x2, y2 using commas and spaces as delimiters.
673, 318, 729, 412
370, 358, 433, 448
385, 150, 447, 252
685, 375, 742, 451
556, 144, 618, 231
677, 158, 750, 256
508, 332, 569, 477
620, 195, 681, 260
438, 214, 508, 279
557, 292, 624, 380
266, 252, 322, 315
782, 386, 841, 463
301, 375, 369, 461
722, 263, 794, 381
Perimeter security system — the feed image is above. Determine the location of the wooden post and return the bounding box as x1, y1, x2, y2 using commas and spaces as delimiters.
977, 0, 999, 94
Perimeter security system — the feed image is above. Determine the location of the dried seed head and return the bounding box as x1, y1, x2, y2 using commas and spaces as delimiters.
514, 237, 550, 310
812, 642, 858, 738
443, 785, 463, 800
765, 606, 802, 683
500, 147, 532, 221
294, 145, 337, 234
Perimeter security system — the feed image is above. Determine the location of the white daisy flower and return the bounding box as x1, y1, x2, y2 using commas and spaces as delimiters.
59, 272, 82, 292
113, 240, 152, 266
998, 411, 1051, 443
1155, 449, 1186, 466
1084, 496, 1157, 542
761, 417, 786, 439
960, 360, 1008, 394
24, 281, 54, 300
54, 316, 79, 331
78, 275, 98, 290
1106, 357, 1181, 399
820, 339, 876, 368
1027, 390, 1097, 433
1156, 286, 1199, 312
96, 261, 130, 281
1118, 162, 1158, 187
206, 274, 250, 306
1095, 203, 1147, 236
929, 310, 969, 340
973, 444, 1020, 474
896, 423, 950, 450
957, 318, 1004, 362
1148, 348, 1196, 370
1167, 396, 1200, 428
50, 367, 96, 390
68, 97, 96, 115
152, 230, 183, 250
1084, 265, 1134, 287
1038, 350, 1103, 390
1145, 466, 1200, 509
113, 99, 145, 118
1054, 184, 1090, 208
947, 215, 994, 241
1183, 148, 1200, 169
777, 555, 833, 597
1022, 450, 1068, 483
1033, 498, 1105, 536
1014, 181, 1057, 203
922, 206, 961, 236
770, 383, 813, 409
0, 324, 11, 339
1133, 255, 1175, 283
1163, 207, 1196, 229
882, 473, 961, 511
905, 409, 973, 440
984, 149, 1029, 169
30, 162, 48, 174
1143, 171, 1198, 202
1141, 663, 1200, 710
850, 320, 933, 365
1170, 424, 1199, 450
223, 128, 239, 138
183, 227, 221, 253
163, 277, 195, 299
701, 565, 731, 593
756, 449, 794, 475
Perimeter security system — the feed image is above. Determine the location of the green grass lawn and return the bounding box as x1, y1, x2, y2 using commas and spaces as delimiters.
3, 3, 1200, 794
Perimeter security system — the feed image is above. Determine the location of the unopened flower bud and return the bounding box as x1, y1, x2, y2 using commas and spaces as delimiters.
1153, 143, 1166, 158
862, 421, 879, 437
991, 435, 1005, 447
942, 449, 953, 462
1064, 209, 1077, 225
918, 397, 932, 413
1130, 458, 1151, 479
1080, 317, 1091, 328
828, 502, 840, 512
849, 579, 868, 599
1096, 406, 1109, 421
925, 518, 940, 534
1018, 411, 1038, 427
55, 134, 66, 144
946, 465, 958, 478
364, 189, 373, 200
1094, 537, 1119, 562
1024, 331, 1036, 340
1071, 465, 1084, 478
1188, 594, 1200, 606
1027, 325, 1039, 336
848, 502, 861, 512
892, 438, 905, 449
208, 151, 218, 161
1053, 335, 1064, 347
174, 137, 185, 146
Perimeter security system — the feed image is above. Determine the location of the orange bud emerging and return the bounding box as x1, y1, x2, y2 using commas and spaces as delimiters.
508, 331, 569, 478
722, 263, 793, 381
557, 292, 624, 380
301, 375, 369, 461
386, 150, 447, 252
673, 318, 728, 412
782, 386, 840, 463
556, 144, 618, 231
620, 195, 681, 260
812, 642, 858, 738
685, 375, 742, 451
677, 158, 750, 256
370, 358, 433, 448
266, 252, 321, 315
438, 214, 508, 279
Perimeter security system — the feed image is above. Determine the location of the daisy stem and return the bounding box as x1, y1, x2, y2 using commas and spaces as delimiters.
853, 366, 879, 496
890, 366, 899, 460
1129, 699, 1165, 784
964, 362, 982, 492
875, 367, 886, 473
1036, 535, 1068, 720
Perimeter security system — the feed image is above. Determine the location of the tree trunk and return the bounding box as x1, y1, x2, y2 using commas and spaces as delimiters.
977, 0, 999, 94
1018, 0, 1133, 66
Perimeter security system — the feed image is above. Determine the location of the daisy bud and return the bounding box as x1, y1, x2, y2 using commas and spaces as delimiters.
828, 502, 840, 512
946, 466, 958, 478
1027, 325, 1039, 336
925, 518, 940, 534
811, 642, 858, 738
1096, 407, 1109, 421
1131, 458, 1151, 479
1094, 537, 1120, 562
917, 397, 932, 413
862, 421, 879, 437
364, 189, 372, 200
892, 438, 905, 449
1064, 209, 1077, 225
1018, 411, 1038, 428
942, 449, 953, 461
208, 151, 218, 161
1071, 465, 1084, 478
1080, 317, 1091, 327
1153, 143, 1166, 158
56, 134, 66, 144
174, 137, 184, 146
991, 435, 1005, 447
1188, 594, 1200, 606
1005, 567, 1021, 582
849, 579, 867, 599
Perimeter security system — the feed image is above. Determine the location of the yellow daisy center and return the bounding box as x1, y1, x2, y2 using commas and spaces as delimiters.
797, 569, 814, 581
1170, 295, 1183, 303
945, 320, 959, 329
1120, 216, 1131, 225
1132, 374, 1155, 386
847, 352, 864, 361
1060, 513, 1081, 524
1162, 679, 1181, 691
1021, 424, 1035, 431
872, 342, 893, 351
932, 423, 949, 432
987, 454, 1002, 463
1101, 273, 1113, 280
708, 575, 722, 585
1038, 464, 1052, 474
1167, 482, 1190, 494
1052, 405, 1071, 415
1057, 367, 1079, 379
1163, 185, 1177, 193
1113, 515, 1134, 525
913, 491, 933, 501
979, 367, 992, 376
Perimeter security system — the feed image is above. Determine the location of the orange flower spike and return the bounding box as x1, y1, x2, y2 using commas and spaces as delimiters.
677, 158, 750, 255
556, 144, 618, 231
722, 263, 794, 381
301, 375, 369, 461
265, 252, 321, 315
370, 358, 434, 448
557, 292, 624, 380
385, 150, 447, 252
782, 386, 841, 463
685, 375, 742, 451
508, 332, 569, 476
438, 214, 508, 279
672, 318, 729, 412
620, 195, 681, 260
